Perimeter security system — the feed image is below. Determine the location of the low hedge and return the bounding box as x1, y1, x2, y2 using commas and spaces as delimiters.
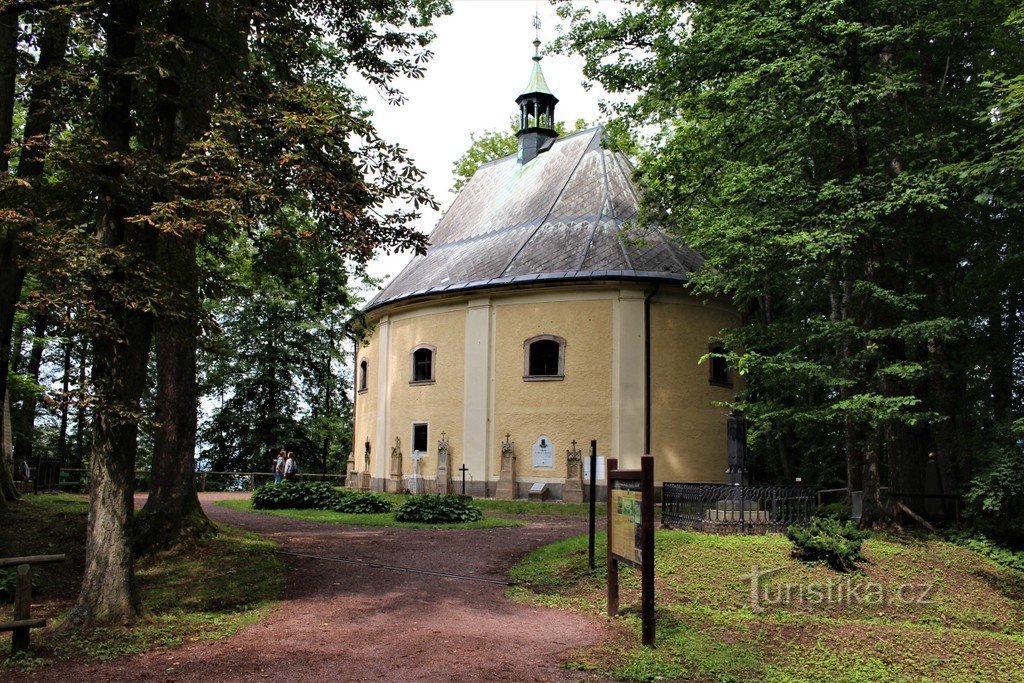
333, 491, 393, 514
251, 482, 391, 514
394, 495, 482, 524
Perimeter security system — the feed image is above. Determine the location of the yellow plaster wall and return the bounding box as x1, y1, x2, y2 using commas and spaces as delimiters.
492, 298, 614, 479
385, 309, 466, 476
353, 334, 376, 470
649, 295, 741, 483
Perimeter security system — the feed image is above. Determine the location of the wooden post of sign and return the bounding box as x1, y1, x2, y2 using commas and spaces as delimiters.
640, 455, 655, 646
606, 455, 655, 646
606, 457, 619, 618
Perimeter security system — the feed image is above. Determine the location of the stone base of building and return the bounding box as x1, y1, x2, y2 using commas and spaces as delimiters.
367, 477, 613, 502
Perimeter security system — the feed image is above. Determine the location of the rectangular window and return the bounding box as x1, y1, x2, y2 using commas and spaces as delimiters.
413, 423, 428, 453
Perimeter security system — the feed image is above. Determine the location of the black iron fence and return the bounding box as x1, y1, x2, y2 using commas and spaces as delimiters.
22, 468, 344, 494
662, 482, 816, 533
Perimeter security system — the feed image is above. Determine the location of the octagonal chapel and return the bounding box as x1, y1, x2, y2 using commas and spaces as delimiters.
349, 45, 739, 499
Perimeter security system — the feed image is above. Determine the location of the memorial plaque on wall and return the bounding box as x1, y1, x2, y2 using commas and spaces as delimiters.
532, 435, 554, 468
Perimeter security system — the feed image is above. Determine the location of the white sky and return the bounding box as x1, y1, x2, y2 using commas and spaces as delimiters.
356, 0, 614, 299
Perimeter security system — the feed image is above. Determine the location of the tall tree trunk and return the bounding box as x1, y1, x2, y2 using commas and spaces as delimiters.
69, 0, 148, 629
135, 235, 214, 551
860, 430, 885, 527
72, 338, 88, 469
12, 313, 48, 465
58, 328, 72, 461
0, 9, 71, 502
134, 0, 221, 550
0, 11, 18, 504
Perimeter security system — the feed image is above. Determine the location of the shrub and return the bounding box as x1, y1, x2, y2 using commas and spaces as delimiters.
394, 495, 483, 524
332, 491, 392, 514
787, 516, 869, 572
251, 481, 341, 510
944, 531, 1024, 573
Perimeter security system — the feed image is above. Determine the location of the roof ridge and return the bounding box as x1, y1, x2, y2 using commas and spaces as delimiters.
576, 146, 612, 272
497, 128, 600, 278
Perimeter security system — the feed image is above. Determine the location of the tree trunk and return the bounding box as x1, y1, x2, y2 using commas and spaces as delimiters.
0, 10, 18, 503
12, 313, 48, 465
58, 329, 72, 461
860, 431, 886, 528
69, 0, 148, 629
135, 234, 214, 552
0, 9, 71, 502
72, 338, 88, 470
1, 391, 17, 504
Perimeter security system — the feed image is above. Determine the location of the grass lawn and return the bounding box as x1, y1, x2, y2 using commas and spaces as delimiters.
0, 494, 282, 673
508, 529, 1024, 682
217, 497, 524, 529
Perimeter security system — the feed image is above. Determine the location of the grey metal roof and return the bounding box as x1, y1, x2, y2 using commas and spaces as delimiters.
366, 127, 702, 312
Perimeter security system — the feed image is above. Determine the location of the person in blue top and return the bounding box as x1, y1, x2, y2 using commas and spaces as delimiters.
273, 449, 286, 485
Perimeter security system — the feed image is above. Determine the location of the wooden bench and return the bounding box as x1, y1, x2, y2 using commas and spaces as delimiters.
0, 554, 65, 654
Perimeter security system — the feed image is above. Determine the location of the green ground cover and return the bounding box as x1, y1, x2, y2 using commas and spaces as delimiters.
217, 497, 522, 529
0, 494, 282, 673
508, 530, 1024, 682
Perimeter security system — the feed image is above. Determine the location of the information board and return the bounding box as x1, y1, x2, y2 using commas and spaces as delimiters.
610, 488, 642, 566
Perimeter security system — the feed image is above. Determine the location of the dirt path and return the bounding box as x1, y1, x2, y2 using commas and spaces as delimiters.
34, 494, 611, 682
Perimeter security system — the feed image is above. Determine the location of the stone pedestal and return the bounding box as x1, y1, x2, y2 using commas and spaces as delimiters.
563, 442, 584, 504
407, 474, 425, 494
345, 457, 358, 489
496, 435, 516, 500
528, 483, 549, 502
357, 471, 371, 490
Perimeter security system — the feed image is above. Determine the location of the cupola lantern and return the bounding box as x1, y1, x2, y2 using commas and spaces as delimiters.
516, 27, 559, 165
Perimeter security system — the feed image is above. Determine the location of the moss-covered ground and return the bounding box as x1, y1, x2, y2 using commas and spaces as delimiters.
508, 529, 1024, 682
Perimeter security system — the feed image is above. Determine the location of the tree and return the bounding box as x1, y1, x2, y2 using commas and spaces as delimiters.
200, 213, 357, 476
556, 0, 1024, 527
451, 118, 588, 191
0, 0, 449, 626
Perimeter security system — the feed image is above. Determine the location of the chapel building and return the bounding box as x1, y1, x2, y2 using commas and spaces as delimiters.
349, 42, 739, 499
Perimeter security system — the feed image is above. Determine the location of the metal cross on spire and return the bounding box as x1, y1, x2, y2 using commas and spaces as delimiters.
532, 10, 542, 59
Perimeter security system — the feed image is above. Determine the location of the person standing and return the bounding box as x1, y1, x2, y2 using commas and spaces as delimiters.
284, 451, 297, 482
274, 449, 286, 485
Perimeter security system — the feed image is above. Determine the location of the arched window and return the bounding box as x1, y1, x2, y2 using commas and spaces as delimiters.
524, 335, 565, 380
411, 345, 435, 384
358, 359, 368, 392
709, 343, 732, 387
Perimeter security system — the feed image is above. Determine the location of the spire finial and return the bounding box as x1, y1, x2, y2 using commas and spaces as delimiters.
532, 10, 542, 61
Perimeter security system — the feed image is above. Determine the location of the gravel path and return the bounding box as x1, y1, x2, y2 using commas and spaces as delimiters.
29, 493, 612, 682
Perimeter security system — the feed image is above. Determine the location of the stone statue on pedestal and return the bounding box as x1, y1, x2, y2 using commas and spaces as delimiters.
496, 433, 516, 500
435, 432, 451, 495
563, 440, 584, 503
389, 437, 403, 492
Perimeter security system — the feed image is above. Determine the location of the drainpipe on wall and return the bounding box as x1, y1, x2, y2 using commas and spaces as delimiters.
644, 283, 660, 455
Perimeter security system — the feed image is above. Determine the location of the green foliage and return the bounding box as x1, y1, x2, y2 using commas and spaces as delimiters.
554, 0, 1024, 523
332, 491, 393, 514
787, 517, 869, 572
250, 482, 392, 515
251, 482, 342, 510
944, 531, 1024, 574
218, 498, 517, 529
394, 494, 483, 524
